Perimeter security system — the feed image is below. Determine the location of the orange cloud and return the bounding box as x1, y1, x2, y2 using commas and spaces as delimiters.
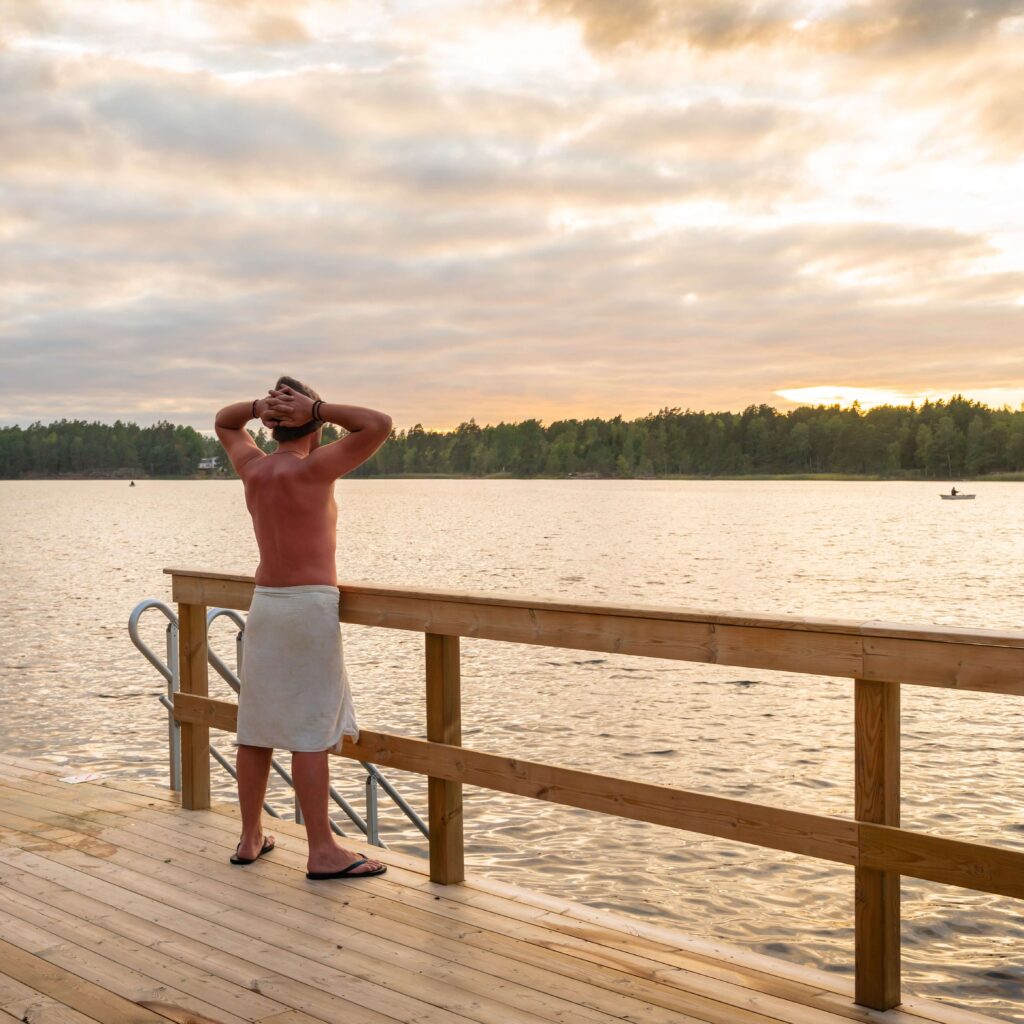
2, 1, 1022, 430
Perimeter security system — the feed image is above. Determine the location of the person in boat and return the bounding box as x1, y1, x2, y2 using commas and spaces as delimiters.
951, 487, 958, 496
215, 376, 392, 879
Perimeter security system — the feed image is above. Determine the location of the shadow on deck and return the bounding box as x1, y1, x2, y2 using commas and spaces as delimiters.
0, 753, 999, 1024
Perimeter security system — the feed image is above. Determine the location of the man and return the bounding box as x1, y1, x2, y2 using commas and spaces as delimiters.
215, 376, 392, 879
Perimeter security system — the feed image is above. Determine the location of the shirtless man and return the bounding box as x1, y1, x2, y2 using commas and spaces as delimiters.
215, 377, 392, 879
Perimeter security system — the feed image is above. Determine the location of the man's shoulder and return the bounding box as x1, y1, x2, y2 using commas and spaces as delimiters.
238, 452, 271, 483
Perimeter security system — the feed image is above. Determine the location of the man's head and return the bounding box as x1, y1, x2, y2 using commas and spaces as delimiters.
271, 375, 323, 447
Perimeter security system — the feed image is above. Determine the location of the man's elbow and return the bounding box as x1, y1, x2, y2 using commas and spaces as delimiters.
215, 407, 248, 432
375, 413, 393, 436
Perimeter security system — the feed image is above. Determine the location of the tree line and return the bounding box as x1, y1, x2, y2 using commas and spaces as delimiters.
1, 397, 1022, 479
348, 397, 1024, 478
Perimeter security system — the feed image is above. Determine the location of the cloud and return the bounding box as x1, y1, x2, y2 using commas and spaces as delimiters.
1, 2, 1021, 430
535, 0, 1024, 56
534, 0, 790, 52
3, 176, 1020, 428
534, 0, 1024, 158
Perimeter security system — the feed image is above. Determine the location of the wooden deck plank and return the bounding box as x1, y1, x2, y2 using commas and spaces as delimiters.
2, 774, 856, 1024
0, 758, 1004, 1024
0, 843, 555, 1024
23, 834, 646, 1024
0, 862, 396, 1024
0, 762, 872, 1006
0, 936, 183, 1024
0, 969, 103, 1024
38, 807, 836, 1024
0, 767, 997, 1024
101, 812, 868, 1024
0, 826, 734, 1024
0, 841, 633, 1024
122, 804, 919, 1024
0, 764, 1001, 1024
0, 814, 929, 1024
0, 885, 287, 1023
0, 778, 846, 1024
0, 904, 258, 1024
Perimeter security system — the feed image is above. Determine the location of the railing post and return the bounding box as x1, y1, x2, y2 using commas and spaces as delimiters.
854, 678, 900, 1009
178, 602, 211, 810
425, 632, 464, 884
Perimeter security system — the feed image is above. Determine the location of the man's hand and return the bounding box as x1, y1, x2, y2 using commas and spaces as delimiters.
254, 397, 281, 430
263, 385, 316, 426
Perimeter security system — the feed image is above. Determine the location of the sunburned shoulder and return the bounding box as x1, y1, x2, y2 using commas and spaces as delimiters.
244, 453, 331, 486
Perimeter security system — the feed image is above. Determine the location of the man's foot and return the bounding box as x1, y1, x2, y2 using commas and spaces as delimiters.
231, 832, 275, 865
306, 844, 386, 879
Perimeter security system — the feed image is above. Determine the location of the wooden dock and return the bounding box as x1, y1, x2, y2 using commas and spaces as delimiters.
0, 753, 1000, 1024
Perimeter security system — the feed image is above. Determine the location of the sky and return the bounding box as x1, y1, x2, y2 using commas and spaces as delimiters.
2, 0, 1023, 431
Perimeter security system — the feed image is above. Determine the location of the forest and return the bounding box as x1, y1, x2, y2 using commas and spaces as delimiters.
1, 397, 1022, 479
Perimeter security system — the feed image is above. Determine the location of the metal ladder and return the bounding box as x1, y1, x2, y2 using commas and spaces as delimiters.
128, 599, 428, 847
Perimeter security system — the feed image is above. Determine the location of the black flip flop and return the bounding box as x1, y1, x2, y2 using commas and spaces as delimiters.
230, 836, 275, 865
306, 858, 387, 880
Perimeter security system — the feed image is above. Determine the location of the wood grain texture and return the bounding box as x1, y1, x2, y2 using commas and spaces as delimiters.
426, 633, 464, 885
172, 694, 858, 864
177, 602, 210, 811
164, 570, 1024, 693
861, 636, 1024, 695
0, 936, 174, 1024
173, 692, 237, 732
0, 759, 1007, 1024
170, 693, 1024, 897
165, 570, 1024, 646
859, 824, 1024, 901
853, 679, 900, 1010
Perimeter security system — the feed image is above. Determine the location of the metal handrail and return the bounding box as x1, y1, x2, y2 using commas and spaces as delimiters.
129, 599, 180, 791
130, 599, 429, 846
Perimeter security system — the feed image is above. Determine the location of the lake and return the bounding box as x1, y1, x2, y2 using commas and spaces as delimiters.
0, 479, 1021, 1019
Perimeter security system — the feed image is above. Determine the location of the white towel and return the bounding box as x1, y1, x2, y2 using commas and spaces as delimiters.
237, 584, 359, 752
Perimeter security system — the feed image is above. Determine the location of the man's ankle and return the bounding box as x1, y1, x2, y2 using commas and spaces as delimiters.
305, 835, 337, 854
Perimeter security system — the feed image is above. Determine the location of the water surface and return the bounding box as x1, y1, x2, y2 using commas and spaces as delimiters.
0, 479, 1021, 1019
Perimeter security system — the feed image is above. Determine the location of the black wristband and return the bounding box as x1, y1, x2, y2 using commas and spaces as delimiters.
251, 399, 258, 420
312, 400, 323, 421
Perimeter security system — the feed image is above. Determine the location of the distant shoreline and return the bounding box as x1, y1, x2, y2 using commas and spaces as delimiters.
2, 472, 1016, 483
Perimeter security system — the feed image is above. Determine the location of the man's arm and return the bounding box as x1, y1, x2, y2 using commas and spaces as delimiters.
214, 399, 271, 475
264, 385, 392, 480
309, 401, 393, 479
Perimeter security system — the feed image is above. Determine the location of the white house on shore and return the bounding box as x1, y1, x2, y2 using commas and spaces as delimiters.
198, 456, 221, 472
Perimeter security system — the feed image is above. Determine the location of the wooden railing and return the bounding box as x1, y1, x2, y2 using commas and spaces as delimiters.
167, 568, 1024, 1012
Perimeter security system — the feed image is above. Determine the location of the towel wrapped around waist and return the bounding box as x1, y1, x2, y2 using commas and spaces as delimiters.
237, 584, 359, 752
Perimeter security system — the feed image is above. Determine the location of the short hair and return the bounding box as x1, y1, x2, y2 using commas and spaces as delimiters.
272, 375, 323, 443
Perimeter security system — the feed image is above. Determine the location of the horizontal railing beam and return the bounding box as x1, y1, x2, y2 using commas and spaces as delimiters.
174, 691, 1024, 900
173, 692, 857, 863
164, 570, 1024, 646
165, 569, 1024, 695
859, 823, 1024, 901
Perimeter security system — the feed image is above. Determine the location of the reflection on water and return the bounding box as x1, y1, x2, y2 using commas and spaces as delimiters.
0, 479, 1022, 1020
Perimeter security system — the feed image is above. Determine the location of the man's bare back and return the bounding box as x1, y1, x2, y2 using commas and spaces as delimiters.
216, 383, 392, 588
242, 453, 339, 587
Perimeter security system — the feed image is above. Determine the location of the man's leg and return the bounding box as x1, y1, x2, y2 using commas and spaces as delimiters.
292, 750, 384, 875
236, 743, 274, 859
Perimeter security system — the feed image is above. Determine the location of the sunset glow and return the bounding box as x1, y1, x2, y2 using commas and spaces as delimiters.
775, 387, 1024, 412
2, 1, 1022, 428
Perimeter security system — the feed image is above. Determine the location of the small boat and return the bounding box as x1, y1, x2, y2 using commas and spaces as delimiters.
940, 493, 975, 500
